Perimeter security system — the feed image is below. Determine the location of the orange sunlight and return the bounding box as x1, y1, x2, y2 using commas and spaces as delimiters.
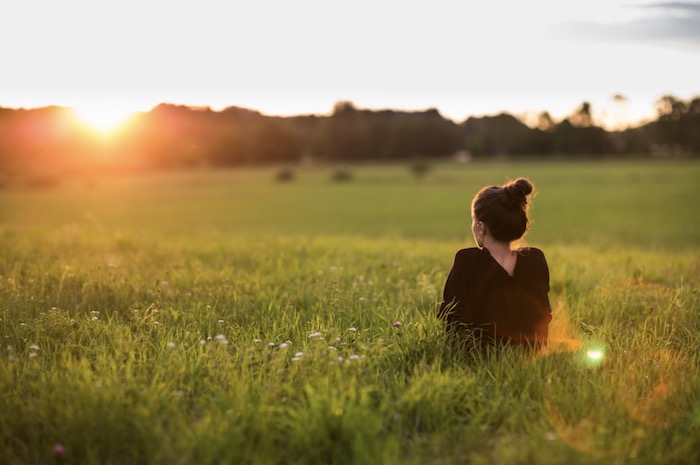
72, 104, 136, 135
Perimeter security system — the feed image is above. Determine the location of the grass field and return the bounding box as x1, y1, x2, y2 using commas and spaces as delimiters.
1, 159, 699, 464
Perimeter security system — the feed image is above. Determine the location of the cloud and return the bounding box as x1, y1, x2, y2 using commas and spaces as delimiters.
640, 2, 700, 12
554, 1, 700, 53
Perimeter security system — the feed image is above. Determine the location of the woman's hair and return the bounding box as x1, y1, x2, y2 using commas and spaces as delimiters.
471, 178, 534, 243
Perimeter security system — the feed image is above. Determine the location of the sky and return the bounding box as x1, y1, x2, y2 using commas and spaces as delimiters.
1, 0, 699, 129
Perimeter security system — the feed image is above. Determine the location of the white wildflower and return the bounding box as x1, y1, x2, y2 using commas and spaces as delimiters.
308, 331, 323, 338
348, 327, 357, 332
166, 342, 176, 350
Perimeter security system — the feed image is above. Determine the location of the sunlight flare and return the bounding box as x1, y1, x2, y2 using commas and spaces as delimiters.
72, 104, 136, 134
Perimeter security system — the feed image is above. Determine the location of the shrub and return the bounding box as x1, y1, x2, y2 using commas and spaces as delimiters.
409, 159, 432, 180
275, 168, 295, 182
331, 169, 354, 182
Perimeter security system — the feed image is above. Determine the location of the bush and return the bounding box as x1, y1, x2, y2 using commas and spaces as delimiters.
275, 168, 295, 182
409, 159, 432, 180
331, 169, 354, 182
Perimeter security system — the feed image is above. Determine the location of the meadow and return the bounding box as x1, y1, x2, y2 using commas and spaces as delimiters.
1, 159, 699, 465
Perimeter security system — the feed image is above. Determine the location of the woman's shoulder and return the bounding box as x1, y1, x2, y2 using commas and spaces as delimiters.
453, 247, 489, 268
516, 247, 549, 267
455, 247, 484, 260
450, 248, 484, 276
516, 246, 545, 256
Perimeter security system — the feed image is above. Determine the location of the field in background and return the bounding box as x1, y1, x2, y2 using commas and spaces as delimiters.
1, 160, 699, 464
2, 159, 699, 246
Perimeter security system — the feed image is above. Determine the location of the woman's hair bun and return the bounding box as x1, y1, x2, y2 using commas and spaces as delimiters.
503, 178, 533, 199
472, 177, 535, 242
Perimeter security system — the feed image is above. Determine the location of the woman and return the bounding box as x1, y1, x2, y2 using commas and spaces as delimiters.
438, 178, 551, 347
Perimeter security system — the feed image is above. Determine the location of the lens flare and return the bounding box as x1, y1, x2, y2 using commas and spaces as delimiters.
72, 104, 135, 134
583, 348, 606, 368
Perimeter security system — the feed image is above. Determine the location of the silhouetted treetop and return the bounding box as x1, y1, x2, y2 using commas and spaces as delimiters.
0, 96, 697, 181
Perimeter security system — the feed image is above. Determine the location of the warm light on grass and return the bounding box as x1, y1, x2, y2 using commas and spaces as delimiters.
0, 162, 698, 465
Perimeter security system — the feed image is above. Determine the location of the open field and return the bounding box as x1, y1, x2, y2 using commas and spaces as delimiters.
1, 160, 699, 464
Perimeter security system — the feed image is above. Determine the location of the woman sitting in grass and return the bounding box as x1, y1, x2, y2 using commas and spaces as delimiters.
438, 178, 551, 348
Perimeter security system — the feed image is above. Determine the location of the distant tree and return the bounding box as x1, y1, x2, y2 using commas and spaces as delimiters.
570, 101, 593, 127
460, 113, 534, 157
314, 101, 365, 160
651, 94, 699, 153
333, 101, 357, 115
552, 118, 612, 155
655, 95, 686, 120
253, 119, 302, 162
537, 111, 555, 131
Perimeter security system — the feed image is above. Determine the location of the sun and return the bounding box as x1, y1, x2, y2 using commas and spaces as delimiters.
72, 104, 136, 134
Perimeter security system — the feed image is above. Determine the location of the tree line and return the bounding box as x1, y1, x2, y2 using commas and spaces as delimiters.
1, 95, 698, 182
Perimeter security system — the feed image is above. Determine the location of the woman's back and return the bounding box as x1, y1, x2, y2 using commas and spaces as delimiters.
438, 247, 551, 344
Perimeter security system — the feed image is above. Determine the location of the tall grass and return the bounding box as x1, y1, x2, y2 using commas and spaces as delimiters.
1, 160, 699, 464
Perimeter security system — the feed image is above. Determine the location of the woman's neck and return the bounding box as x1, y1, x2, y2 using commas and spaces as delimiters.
483, 237, 513, 257
483, 237, 517, 275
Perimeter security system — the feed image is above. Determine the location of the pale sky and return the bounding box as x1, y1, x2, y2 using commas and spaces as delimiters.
1, 0, 699, 129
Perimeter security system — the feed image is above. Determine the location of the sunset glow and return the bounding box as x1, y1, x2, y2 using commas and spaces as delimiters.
72, 105, 135, 134
2, 1, 697, 127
